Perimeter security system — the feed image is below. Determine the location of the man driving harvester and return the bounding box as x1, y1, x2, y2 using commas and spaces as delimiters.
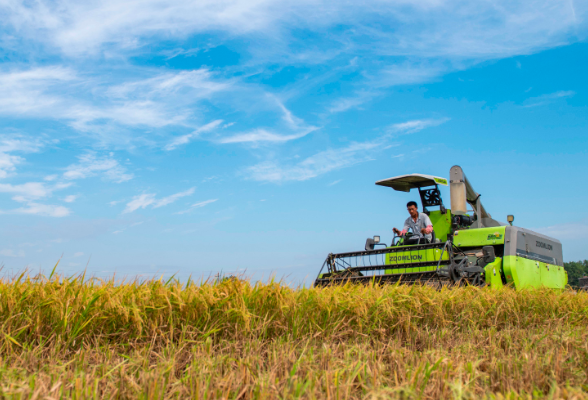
393, 201, 434, 244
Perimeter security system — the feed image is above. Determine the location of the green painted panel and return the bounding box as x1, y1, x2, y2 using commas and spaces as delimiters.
454, 226, 506, 247
503, 255, 540, 288
385, 248, 449, 265
540, 262, 567, 289
429, 210, 452, 242
484, 257, 504, 289
384, 248, 448, 275
502, 255, 567, 289
502, 256, 515, 285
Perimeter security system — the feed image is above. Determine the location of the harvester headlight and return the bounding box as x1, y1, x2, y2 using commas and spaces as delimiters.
373, 235, 380, 243
507, 215, 514, 226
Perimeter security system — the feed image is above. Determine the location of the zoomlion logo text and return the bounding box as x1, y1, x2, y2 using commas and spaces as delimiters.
536, 241, 553, 251
389, 255, 423, 262
487, 233, 503, 240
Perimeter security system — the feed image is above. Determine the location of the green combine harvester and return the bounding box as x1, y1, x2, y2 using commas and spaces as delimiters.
315, 165, 567, 289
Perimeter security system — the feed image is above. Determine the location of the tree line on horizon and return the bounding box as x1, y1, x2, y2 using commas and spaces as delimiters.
564, 260, 588, 287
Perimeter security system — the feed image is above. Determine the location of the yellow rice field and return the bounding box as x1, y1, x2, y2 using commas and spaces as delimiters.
0, 271, 587, 399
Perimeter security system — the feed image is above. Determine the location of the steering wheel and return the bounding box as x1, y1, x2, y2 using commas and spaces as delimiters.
393, 229, 413, 246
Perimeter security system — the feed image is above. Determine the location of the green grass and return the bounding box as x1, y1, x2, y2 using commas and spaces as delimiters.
1, 272, 588, 398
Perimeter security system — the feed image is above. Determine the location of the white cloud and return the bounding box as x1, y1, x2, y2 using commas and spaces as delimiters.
329, 91, 378, 113
0, 67, 232, 148
2, 0, 583, 60
111, 221, 144, 235
0, 1, 581, 157
0, 249, 25, 257
0, 139, 133, 219
246, 117, 449, 182
11, 202, 70, 217
191, 199, 218, 208
0, 153, 24, 179
0, 0, 583, 229
0, 67, 75, 116
202, 176, 218, 183
0, 181, 71, 201
69, 70, 231, 134
388, 118, 450, 135
328, 179, 342, 186
218, 98, 318, 145
165, 120, 224, 151
64, 152, 133, 183
73, 252, 84, 257
534, 222, 588, 241
0, 135, 44, 179
0, 182, 49, 199
176, 199, 218, 214
247, 141, 381, 182
123, 194, 156, 213
106, 69, 229, 100
273, 96, 308, 130
219, 128, 316, 144
531, 221, 588, 261
522, 90, 575, 107
0, 0, 581, 154
0, 136, 44, 154
0, 159, 72, 216
153, 188, 195, 208
377, 63, 446, 88
123, 188, 195, 213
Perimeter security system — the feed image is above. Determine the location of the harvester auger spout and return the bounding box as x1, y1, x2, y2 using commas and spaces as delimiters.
314, 166, 568, 290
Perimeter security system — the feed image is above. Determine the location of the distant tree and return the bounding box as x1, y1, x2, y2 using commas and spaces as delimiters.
564, 260, 588, 287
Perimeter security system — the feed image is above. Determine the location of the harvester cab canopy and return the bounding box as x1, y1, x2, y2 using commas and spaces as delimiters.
376, 174, 448, 213
375, 174, 448, 192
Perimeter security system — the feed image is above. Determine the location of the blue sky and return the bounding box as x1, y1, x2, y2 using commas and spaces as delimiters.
0, 0, 587, 284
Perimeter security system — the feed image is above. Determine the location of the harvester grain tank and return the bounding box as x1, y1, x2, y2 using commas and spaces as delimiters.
314, 165, 567, 289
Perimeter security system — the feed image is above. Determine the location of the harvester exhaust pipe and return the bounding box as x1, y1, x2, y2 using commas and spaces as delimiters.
450, 166, 468, 216
450, 165, 498, 228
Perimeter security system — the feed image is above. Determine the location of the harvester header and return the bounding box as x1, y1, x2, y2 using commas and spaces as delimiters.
315, 165, 566, 290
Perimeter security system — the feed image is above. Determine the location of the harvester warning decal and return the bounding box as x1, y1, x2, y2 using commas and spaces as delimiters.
487, 233, 503, 240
